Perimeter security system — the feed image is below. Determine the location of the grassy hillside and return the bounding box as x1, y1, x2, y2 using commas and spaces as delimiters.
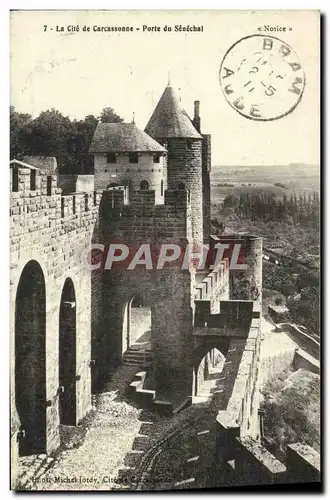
261, 368, 320, 462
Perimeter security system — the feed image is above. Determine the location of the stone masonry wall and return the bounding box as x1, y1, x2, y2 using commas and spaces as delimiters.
99, 188, 195, 404
10, 167, 102, 458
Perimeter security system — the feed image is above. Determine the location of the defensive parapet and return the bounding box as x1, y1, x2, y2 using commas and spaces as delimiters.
213, 314, 261, 459
10, 166, 103, 219
99, 188, 192, 246
10, 164, 105, 461
234, 439, 320, 486
209, 235, 262, 312
195, 260, 229, 304
10, 167, 104, 272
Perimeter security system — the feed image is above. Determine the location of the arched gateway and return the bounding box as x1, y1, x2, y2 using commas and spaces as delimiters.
15, 260, 46, 456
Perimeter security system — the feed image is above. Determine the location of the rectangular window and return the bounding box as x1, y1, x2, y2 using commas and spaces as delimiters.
106, 152, 117, 163
129, 152, 139, 164
153, 154, 160, 163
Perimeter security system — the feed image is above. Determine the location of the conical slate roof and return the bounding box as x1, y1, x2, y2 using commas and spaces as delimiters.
145, 85, 202, 140
89, 122, 166, 153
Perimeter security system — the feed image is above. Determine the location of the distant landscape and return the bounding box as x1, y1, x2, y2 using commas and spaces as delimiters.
211, 163, 320, 339
211, 163, 319, 205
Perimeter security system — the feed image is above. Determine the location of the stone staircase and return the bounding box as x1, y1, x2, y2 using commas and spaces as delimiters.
123, 347, 152, 368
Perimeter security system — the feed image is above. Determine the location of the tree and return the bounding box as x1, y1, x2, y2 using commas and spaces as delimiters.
75, 114, 99, 173
10, 106, 33, 159
27, 109, 78, 172
99, 107, 123, 123
10, 104, 124, 173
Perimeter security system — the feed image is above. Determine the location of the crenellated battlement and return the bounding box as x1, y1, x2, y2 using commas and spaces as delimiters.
10, 166, 192, 248
10, 166, 59, 196
10, 166, 104, 221
195, 260, 229, 301
100, 187, 191, 209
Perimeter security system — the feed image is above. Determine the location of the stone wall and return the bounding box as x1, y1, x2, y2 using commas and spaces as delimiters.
99, 188, 195, 405
10, 167, 102, 460
234, 439, 320, 486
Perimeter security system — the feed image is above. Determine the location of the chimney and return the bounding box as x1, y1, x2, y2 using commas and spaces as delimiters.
193, 100, 201, 133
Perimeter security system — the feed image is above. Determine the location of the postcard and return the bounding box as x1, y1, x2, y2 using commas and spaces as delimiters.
10, 9, 320, 491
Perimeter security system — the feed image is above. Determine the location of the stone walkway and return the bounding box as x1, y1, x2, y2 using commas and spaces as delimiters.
21, 364, 207, 491
31, 365, 145, 491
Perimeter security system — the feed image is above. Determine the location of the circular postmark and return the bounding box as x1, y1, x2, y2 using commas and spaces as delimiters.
219, 34, 305, 121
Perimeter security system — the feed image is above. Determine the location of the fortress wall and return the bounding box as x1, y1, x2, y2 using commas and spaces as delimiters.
215, 317, 261, 463
99, 188, 194, 404
213, 315, 320, 487
10, 167, 102, 456
99, 188, 192, 245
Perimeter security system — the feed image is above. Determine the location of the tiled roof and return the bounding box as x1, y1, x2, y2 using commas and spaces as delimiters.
145, 85, 202, 140
89, 123, 166, 153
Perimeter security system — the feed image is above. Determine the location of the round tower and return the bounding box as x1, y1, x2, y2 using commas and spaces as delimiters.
145, 84, 203, 247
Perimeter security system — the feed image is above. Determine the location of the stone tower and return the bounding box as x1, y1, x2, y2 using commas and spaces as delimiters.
145, 84, 204, 247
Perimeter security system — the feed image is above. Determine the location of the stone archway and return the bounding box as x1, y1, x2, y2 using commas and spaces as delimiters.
59, 278, 77, 426
122, 294, 151, 356
191, 339, 230, 398
15, 260, 47, 456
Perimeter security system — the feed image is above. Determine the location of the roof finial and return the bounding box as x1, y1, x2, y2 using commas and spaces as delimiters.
132, 111, 135, 124
167, 70, 171, 86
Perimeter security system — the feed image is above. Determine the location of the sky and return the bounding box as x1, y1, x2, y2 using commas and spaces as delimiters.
10, 10, 320, 166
